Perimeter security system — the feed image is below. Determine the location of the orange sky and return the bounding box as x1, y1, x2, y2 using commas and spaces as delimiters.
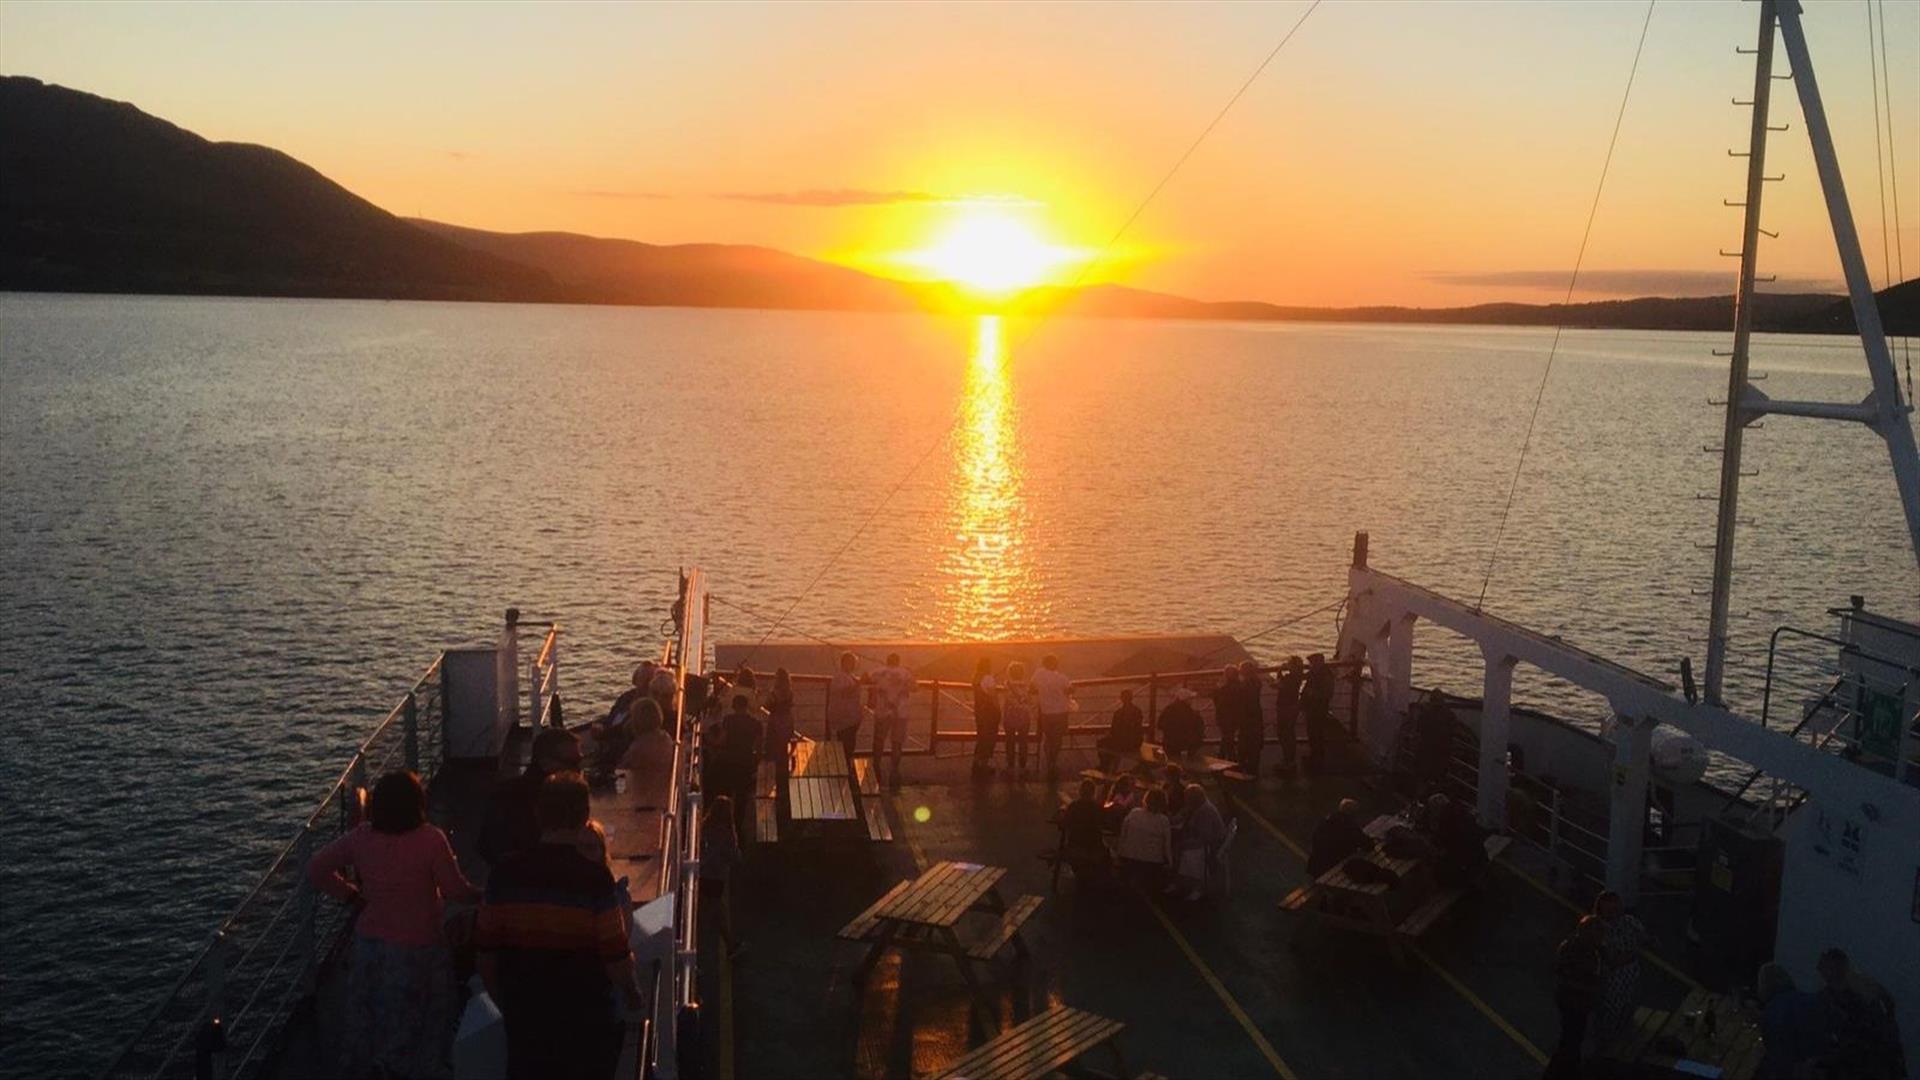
3, 0, 1916, 306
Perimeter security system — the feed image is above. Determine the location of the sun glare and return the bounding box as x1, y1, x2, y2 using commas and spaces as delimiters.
908, 209, 1075, 295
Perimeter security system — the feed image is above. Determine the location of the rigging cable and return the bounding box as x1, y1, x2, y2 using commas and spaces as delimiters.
1875, 0, 1911, 403
1472, 0, 1657, 613
737, 0, 1325, 663
1868, 0, 1893, 295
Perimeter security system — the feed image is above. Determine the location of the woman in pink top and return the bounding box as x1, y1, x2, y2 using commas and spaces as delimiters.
308, 770, 479, 1079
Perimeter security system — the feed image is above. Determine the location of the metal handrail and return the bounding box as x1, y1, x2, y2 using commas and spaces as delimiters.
646, 568, 706, 1080
97, 655, 448, 1080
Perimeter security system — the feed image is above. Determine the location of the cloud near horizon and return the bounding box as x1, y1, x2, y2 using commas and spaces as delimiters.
573, 189, 673, 200
1426, 268, 1845, 297
720, 188, 1042, 208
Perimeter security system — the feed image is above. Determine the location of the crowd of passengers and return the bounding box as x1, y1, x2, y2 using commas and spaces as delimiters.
301, 652, 1909, 1080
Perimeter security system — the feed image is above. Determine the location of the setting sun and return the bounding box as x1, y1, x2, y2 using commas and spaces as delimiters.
906, 208, 1078, 294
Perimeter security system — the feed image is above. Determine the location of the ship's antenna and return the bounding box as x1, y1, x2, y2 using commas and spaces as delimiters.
1473, 0, 1657, 613
1700, 0, 1920, 705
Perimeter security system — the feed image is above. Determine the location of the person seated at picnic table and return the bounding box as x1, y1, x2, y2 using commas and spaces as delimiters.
1306, 798, 1375, 876
1158, 687, 1204, 757
1755, 961, 1827, 1080
1422, 793, 1488, 887
1168, 784, 1227, 901
1116, 787, 1173, 892
1101, 774, 1141, 831
1812, 948, 1905, 1079
1097, 688, 1145, 773
1059, 778, 1111, 889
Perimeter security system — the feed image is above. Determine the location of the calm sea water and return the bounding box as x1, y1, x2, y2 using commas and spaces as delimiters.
2, 293, 1915, 1075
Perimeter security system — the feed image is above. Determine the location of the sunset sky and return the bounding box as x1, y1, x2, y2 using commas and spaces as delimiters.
3, 0, 1916, 307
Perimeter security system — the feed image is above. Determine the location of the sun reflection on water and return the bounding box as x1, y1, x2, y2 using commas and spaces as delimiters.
940, 315, 1034, 639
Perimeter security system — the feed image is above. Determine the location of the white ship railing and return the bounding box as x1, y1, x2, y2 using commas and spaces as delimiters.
628, 568, 706, 1080
94, 623, 561, 1080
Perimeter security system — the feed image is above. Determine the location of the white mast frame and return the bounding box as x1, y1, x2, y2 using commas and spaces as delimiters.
1702, 0, 1920, 705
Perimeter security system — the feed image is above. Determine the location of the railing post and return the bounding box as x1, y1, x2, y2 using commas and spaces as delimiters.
202, 930, 230, 1080
293, 827, 317, 997
927, 680, 940, 755
403, 692, 420, 772
500, 608, 522, 731
821, 680, 832, 744
1147, 674, 1159, 743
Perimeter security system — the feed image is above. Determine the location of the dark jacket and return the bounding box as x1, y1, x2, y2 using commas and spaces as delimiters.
1306, 811, 1372, 876
1104, 703, 1144, 752
1159, 700, 1204, 756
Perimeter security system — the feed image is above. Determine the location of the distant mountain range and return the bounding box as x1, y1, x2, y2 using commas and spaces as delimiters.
3, 75, 1915, 335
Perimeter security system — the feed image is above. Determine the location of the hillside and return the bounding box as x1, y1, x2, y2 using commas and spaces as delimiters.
409, 220, 918, 312
0, 77, 549, 300
3, 74, 1917, 336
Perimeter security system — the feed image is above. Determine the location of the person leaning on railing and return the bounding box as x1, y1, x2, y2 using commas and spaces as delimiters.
307, 770, 481, 1079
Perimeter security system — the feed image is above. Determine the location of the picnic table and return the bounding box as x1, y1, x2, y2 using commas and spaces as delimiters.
1603, 988, 1766, 1079
1280, 813, 1509, 961
839, 861, 1045, 1023
792, 738, 850, 778
933, 1005, 1130, 1080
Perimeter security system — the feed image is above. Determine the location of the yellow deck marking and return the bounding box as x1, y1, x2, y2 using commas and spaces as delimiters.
1231, 796, 1546, 1066
1231, 795, 1308, 859
886, 791, 930, 871
1493, 857, 1704, 993
1138, 888, 1300, 1079
718, 933, 735, 1080
1407, 942, 1548, 1065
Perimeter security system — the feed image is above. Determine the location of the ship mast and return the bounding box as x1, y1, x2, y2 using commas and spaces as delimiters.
1702, 0, 1920, 706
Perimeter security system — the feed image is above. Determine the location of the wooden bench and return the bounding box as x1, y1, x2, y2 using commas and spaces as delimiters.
855, 757, 881, 795
789, 776, 857, 822
837, 880, 912, 941
753, 797, 779, 844
1080, 768, 1114, 785
1220, 769, 1254, 784
932, 1005, 1127, 1080
754, 760, 779, 800
863, 798, 893, 841
964, 894, 1044, 961
1279, 883, 1321, 912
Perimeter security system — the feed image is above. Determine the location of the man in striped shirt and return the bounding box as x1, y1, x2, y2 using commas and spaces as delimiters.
476, 771, 637, 1080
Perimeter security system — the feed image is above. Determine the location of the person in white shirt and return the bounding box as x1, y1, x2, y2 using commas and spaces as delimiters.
868, 653, 916, 790
1116, 787, 1173, 891
1030, 654, 1075, 782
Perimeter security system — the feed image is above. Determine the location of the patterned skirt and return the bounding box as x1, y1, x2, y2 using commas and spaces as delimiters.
342, 935, 456, 1079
